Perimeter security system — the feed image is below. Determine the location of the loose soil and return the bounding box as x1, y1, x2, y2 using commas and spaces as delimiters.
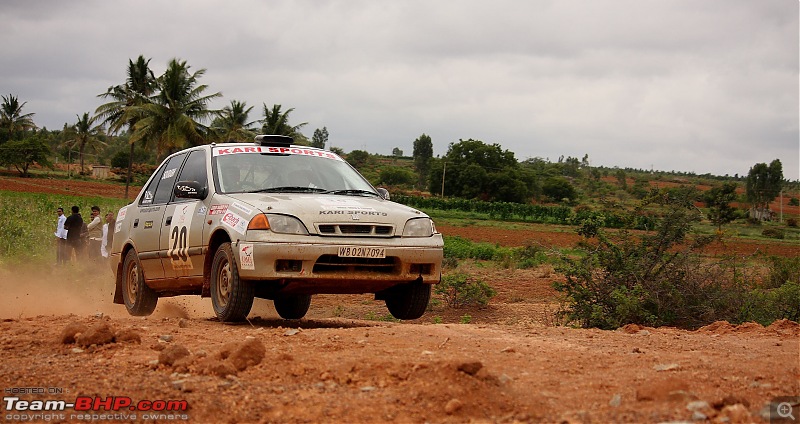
0, 175, 798, 423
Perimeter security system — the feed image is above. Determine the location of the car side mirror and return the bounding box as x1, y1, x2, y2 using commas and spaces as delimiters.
376, 187, 390, 201
174, 181, 207, 200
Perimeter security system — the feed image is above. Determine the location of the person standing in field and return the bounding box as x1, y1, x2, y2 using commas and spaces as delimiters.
54, 207, 68, 264
63, 205, 84, 262
86, 205, 103, 260
101, 210, 116, 259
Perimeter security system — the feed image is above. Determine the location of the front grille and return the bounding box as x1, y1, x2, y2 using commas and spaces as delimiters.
313, 254, 398, 274
317, 224, 394, 237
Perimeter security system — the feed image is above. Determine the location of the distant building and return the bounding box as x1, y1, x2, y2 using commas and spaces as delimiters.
92, 165, 110, 179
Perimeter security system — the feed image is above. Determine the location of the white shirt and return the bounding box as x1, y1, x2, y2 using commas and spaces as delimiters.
55, 214, 67, 239
101, 223, 110, 258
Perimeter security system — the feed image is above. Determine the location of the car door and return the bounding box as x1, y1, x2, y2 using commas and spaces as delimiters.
132, 153, 186, 280
160, 149, 211, 279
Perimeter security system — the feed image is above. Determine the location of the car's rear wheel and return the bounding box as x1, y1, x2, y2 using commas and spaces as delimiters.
122, 249, 158, 316
211, 242, 254, 322
274, 294, 312, 320
385, 282, 431, 320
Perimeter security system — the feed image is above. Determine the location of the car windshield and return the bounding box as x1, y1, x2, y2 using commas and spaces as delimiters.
212, 146, 377, 195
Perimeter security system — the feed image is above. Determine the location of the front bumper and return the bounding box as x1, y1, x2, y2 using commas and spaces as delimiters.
233, 234, 443, 294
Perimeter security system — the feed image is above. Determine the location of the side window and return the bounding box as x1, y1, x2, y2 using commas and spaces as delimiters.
152, 153, 187, 205
176, 150, 208, 187
139, 164, 167, 206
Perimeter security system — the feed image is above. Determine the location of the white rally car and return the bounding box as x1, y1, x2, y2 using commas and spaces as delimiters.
110, 136, 443, 322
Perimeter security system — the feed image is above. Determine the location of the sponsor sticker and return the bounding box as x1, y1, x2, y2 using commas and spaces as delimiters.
116, 207, 127, 221
197, 205, 208, 215
114, 221, 123, 234
161, 168, 177, 180
221, 211, 248, 234
317, 198, 375, 211
239, 243, 255, 270
209, 204, 229, 215
231, 201, 253, 215
144, 220, 153, 229
213, 145, 344, 161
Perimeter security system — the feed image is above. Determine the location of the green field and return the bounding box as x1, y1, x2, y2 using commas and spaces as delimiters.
0, 190, 129, 264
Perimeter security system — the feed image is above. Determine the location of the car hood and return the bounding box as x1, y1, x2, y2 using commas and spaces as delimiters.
227, 193, 429, 230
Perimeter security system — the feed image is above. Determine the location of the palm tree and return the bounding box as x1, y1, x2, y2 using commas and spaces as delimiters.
211, 100, 257, 142
96, 55, 157, 198
64, 113, 106, 175
131, 58, 221, 160
259, 103, 308, 142
0, 94, 37, 142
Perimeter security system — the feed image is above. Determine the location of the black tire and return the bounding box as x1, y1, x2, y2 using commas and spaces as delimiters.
122, 249, 158, 316
385, 282, 431, 320
274, 294, 312, 320
211, 242, 254, 322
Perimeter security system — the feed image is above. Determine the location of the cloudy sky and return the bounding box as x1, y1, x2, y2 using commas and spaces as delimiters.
1, 0, 797, 179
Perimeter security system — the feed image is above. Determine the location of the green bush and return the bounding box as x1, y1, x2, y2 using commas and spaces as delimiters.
762, 228, 785, 239
443, 236, 499, 260
553, 188, 747, 329
739, 281, 800, 325
513, 242, 549, 269
765, 256, 800, 289
435, 272, 496, 308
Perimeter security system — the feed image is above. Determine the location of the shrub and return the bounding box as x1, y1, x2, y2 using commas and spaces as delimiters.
761, 228, 785, 239
789, 197, 799, 207
764, 256, 800, 289
739, 281, 800, 325
513, 242, 549, 269
443, 236, 499, 260
553, 188, 745, 329
379, 166, 416, 186
786, 218, 798, 228
435, 272, 496, 308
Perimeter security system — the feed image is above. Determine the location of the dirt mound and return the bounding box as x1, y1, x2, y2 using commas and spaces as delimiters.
766, 318, 800, 336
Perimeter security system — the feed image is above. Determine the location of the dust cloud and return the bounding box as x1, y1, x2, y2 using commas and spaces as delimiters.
0, 263, 279, 320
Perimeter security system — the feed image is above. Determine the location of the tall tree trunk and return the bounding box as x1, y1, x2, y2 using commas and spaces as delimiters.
125, 141, 134, 199
80, 143, 86, 175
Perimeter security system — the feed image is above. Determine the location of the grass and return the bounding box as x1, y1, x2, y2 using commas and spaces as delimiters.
0, 190, 129, 264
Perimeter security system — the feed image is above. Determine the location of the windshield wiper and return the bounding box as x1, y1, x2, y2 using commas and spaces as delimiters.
251, 186, 328, 193
325, 189, 380, 197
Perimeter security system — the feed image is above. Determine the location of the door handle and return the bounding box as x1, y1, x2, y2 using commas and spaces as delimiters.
133, 219, 139, 228
165, 216, 172, 226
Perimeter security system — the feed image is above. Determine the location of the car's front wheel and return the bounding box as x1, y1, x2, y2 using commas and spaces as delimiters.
122, 249, 158, 316
274, 294, 312, 319
385, 282, 431, 320
211, 242, 254, 322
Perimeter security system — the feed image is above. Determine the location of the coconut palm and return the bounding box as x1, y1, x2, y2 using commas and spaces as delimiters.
259, 103, 308, 142
131, 58, 221, 159
211, 100, 257, 142
95, 55, 156, 197
63, 113, 107, 175
0, 94, 37, 142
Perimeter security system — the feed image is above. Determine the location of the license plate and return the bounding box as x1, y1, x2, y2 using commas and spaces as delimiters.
338, 246, 386, 258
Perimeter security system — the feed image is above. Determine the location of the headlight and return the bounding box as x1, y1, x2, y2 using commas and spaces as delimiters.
402, 218, 435, 237
266, 214, 308, 235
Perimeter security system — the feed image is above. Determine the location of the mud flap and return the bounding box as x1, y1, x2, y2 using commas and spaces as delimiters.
113, 275, 124, 304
